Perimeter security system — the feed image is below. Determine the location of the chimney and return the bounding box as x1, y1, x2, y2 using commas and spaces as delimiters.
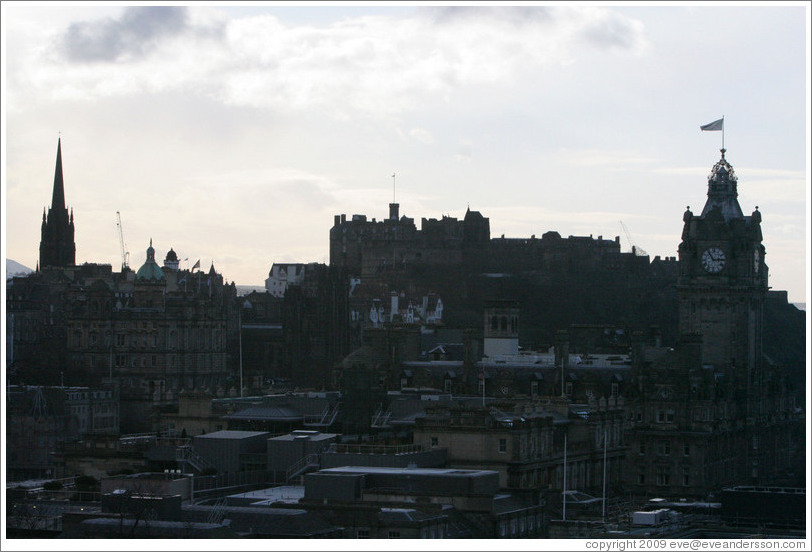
389, 203, 399, 221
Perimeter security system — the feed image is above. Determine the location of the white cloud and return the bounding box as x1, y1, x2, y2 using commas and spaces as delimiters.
555, 148, 658, 168
9, 6, 649, 121
409, 127, 435, 145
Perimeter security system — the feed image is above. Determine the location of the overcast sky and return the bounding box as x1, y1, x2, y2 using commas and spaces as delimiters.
2, 3, 809, 304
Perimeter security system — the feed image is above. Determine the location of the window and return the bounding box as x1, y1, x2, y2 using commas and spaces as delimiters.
430, 437, 439, 447
638, 471, 646, 485
657, 410, 674, 423
444, 379, 452, 393
682, 468, 690, 486
683, 444, 690, 456
611, 382, 619, 397
478, 379, 485, 395
498, 438, 507, 453
639, 442, 646, 455
388, 531, 400, 539
357, 529, 370, 539
531, 381, 539, 396
565, 382, 573, 396
656, 472, 670, 486
658, 441, 671, 455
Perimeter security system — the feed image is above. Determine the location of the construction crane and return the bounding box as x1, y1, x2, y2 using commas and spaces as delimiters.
619, 220, 648, 257
116, 211, 130, 270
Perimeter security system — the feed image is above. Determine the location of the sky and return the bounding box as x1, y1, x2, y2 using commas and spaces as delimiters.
2, 2, 809, 305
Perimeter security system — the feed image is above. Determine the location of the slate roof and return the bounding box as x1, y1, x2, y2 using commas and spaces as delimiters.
183, 505, 338, 537
378, 507, 444, 525
222, 405, 302, 422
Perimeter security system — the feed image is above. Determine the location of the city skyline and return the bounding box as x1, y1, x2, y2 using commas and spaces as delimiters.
2, 4, 809, 303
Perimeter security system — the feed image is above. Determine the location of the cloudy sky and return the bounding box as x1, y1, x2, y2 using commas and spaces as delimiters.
2, 3, 809, 304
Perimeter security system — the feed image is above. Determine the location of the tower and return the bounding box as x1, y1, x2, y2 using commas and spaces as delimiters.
39, 138, 76, 269
677, 148, 768, 407
483, 300, 519, 358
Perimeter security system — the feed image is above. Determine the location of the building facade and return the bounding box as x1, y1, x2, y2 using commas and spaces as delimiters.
624, 149, 801, 499
63, 246, 237, 432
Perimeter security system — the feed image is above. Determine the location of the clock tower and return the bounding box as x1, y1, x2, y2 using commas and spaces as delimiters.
677, 148, 768, 401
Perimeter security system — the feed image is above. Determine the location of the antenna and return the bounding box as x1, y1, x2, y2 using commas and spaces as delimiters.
116, 211, 130, 270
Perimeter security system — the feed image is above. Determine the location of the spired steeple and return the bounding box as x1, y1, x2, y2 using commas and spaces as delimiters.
700, 148, 744, 221
51, 138, 66, 211
39, 138, 76, 269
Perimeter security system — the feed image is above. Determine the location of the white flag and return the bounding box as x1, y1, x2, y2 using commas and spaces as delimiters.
700, 118, 724, 131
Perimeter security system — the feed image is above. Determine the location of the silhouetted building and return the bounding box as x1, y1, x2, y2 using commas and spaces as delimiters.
6, 385, 119, 481
39, 138, 76, 270
624, 149, 802, 498
61, 244, 237, 433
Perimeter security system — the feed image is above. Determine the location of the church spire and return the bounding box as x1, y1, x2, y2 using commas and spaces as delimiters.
39, 138, 76, 269
51, 138, 66, 211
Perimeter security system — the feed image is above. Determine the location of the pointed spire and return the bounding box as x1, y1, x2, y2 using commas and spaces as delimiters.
51, 138, 66, 211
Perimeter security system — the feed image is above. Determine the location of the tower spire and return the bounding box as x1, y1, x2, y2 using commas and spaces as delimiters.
39, 138, 76, 268
51, 138, 66, 211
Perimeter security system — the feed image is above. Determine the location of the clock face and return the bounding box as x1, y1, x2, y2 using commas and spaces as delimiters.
701, 247, 726, 273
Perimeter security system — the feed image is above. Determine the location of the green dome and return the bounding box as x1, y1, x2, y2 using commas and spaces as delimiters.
136, 240, 166, 282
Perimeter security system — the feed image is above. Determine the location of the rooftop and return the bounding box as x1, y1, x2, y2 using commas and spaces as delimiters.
194, 430, 269, 440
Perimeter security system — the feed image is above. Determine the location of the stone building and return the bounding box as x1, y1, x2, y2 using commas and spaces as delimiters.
62, 244, 237, 433
412, 398, 626, 497
264, 262, 308, 298
238, 291, 284, 393
38, 138, 75, 270
281, 262, 351, 390
5, 385, 119, 481
624, 149, 802, 499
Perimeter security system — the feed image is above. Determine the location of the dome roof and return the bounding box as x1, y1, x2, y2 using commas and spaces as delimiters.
165, 248, 178, 262
136, 240, 166, 282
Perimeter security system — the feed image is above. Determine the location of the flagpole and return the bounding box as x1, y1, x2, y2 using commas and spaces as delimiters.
722, 115, 725, 150
563, 432, 568, 521
602, 428, 607, 522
